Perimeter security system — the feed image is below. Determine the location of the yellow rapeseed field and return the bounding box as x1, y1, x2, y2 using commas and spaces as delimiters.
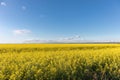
0, 44, 120, 80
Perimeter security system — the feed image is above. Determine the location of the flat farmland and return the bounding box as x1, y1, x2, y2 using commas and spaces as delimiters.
0, 44, 120, 80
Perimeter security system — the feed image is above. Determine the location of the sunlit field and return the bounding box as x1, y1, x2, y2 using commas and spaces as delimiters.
0, 44, 120, 80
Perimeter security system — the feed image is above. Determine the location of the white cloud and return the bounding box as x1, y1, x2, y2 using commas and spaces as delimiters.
13, 29, 31, 35
24, 35, 84, 43
60, 35, 81, 41
0, 2, 7, 6
22, 6, 26, 10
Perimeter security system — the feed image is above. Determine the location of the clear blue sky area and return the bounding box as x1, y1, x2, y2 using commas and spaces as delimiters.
0, 0, 120, 43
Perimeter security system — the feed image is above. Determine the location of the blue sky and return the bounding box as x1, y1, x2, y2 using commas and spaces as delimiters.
0, 0, 120, 43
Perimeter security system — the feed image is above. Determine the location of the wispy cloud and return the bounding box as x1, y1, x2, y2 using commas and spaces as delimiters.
61, 35, 81, 41
0, 2, 7, 6
13, 29, 31, 35
22, 6, 27, 10
24, 35, 84, 43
